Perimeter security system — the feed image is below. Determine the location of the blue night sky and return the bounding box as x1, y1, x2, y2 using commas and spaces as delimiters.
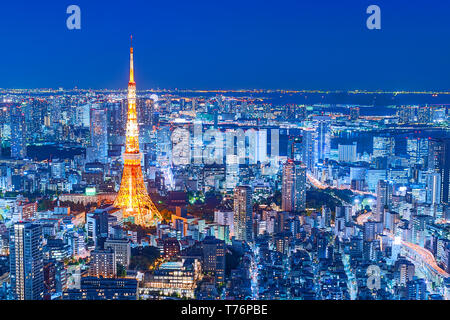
1, 0, 450, 90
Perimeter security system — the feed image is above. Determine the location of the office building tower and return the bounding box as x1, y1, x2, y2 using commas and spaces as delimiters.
394, 258, 415, 286
363, 221, 382, 242
9, 222, 44, 300
428, 138, 450, 205
301, 129, 315, 171
89, 105, 108, 164
282, 160, 307, 213
407, 279, 428, 300
104, 238, 131, 268
106, 101, 127, 140
407, 137, 428, 167
86, 209, 110, 247
288, 135, 303, 162
226, 154, 239, 190
10, 105, 27, 159
89, 249, 116, 278
202, 236, 225, 284
336, 205, 353, 224
376, 180, 393, 223
373, 136, 395, 158
233, 185, 253, 242
338, 143, 357, 163
426, 172, 441, 205
315, 116, 331, 163
163, 237, 180, 259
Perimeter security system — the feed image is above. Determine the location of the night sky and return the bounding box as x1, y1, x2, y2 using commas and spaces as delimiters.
1, 0, 450, 90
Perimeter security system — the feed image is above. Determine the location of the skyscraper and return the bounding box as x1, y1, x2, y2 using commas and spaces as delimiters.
428, 138, 450, 205
89, 105, 108, 164
114, 38, 162, 227
202, 236, 226, 284
9, 222, 44, 300
233, 185, 253, 242
426, 172, 441, 205
338, 143, 357, 163
314, 116, 330, 164
373, 136, 395, 158
301, 129, 315, 171
10, 105, 27, 159
282, 160, 307, 213
406, 137, 428, 167
376, 180, 393, 223
288, 135, 302, 162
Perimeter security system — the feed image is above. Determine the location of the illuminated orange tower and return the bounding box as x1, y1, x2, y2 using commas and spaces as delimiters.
114, 37, 162, 227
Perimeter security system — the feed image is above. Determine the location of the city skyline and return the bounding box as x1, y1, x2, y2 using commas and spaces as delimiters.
1, 0, 450, 304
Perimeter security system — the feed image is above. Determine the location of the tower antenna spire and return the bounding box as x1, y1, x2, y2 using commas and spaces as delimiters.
129, 35, 134, 84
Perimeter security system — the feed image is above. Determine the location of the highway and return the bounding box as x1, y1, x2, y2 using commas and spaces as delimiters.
306, 173, 376, 197
386, 233, 449, 278
356, 211, 373, 225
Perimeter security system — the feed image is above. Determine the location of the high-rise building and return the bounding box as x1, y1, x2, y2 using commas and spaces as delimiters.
10, 105, 27, 159
301, 129, 315, 171
314, 116, 331, 164
373, 136, 395, 158
233, 185, 253, 242
428, 138, 450, 205
363, 221, 382, 242
86, 209, 110, 247
89, 105, 108, 164
288, 135, 302, 162
336, 205, 353, 224
163, 237, 180, 259
426, 172, 441, 205
202, 236, 225, 284
282, 160, 307, 213
104, 238, 131, 268
376, 180, 393, 223
394, 258, 415, 286
114, 38, 162, 227
226, 154, 239, 190
89, 249, 116, 278
406, 137, 428, 167
407, 279, 428, 300
338, 143, 357, 163
9, 222, 44, 300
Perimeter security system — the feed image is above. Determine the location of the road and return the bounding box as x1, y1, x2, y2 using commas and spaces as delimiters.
356, 211, 373, 225
386, 233, 449, 278
342, 254, 358, 300
307, 173, 376, 197
250, 245, 259, 299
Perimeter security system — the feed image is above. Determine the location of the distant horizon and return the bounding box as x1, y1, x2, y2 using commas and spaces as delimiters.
4, 87, 450, 94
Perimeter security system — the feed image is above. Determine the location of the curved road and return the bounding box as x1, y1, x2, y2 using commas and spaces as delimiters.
307, 173, 376, 197
386, 233, 449, 278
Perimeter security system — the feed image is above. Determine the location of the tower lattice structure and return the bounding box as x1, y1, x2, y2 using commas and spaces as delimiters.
114, 38, 162, 227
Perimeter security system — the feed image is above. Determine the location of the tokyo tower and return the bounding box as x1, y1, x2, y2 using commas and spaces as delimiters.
114, 37, 162, 227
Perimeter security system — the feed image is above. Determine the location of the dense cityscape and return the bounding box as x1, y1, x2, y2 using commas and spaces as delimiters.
1, 40, 450, 301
